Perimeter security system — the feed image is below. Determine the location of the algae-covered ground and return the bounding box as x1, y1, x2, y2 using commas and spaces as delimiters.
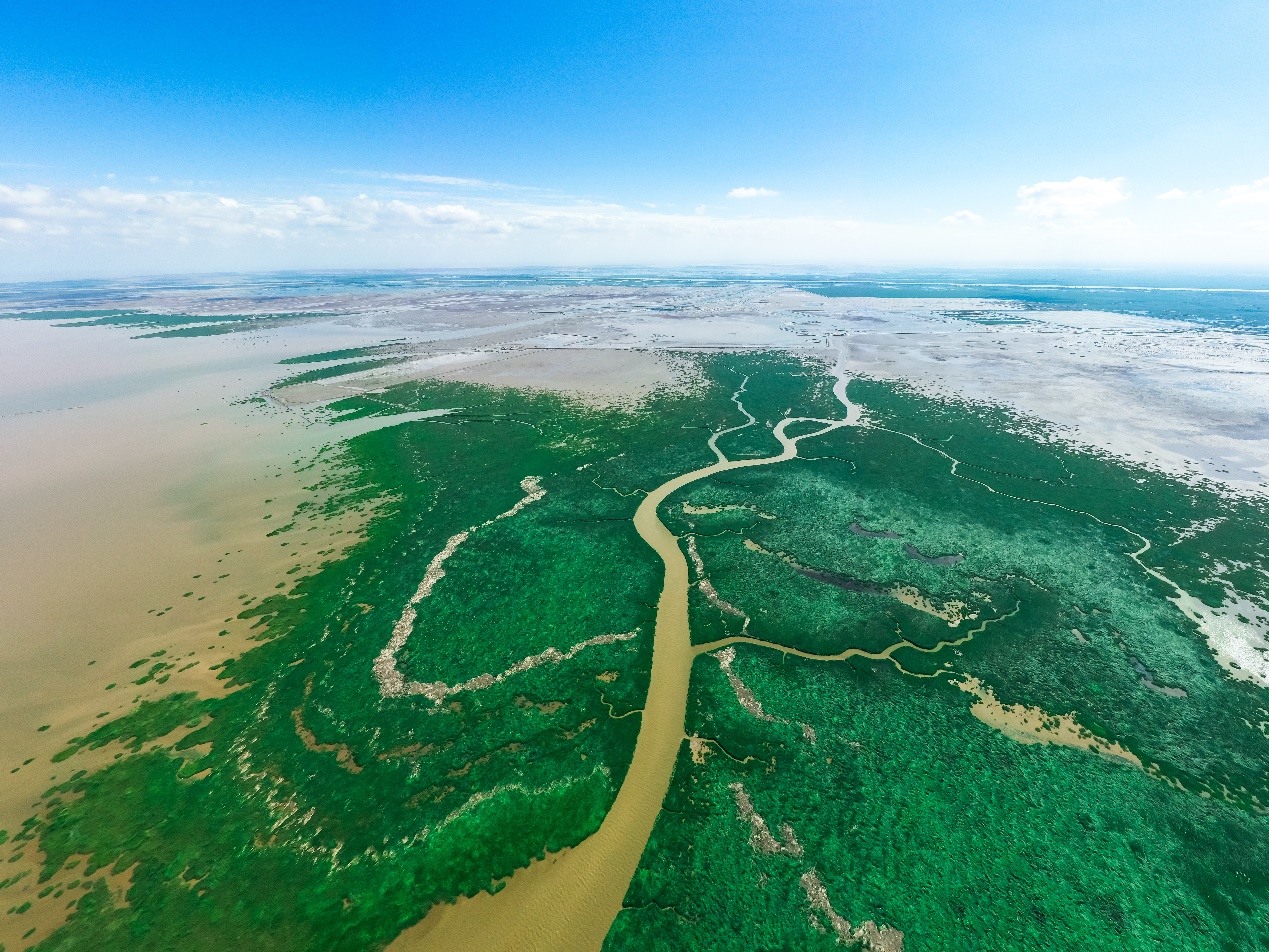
4, 349, 1267, 951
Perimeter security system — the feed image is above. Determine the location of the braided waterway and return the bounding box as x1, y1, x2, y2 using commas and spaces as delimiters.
396, 351, 862, 952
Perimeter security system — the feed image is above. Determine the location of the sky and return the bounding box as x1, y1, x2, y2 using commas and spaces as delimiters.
2, 0, 1269, 278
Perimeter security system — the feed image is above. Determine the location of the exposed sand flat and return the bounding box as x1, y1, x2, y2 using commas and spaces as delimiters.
810, 299, 1269, 494
1168, 587, 1269, 688
193, 283, 1269, 493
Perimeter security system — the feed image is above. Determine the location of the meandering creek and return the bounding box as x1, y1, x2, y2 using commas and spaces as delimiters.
396, 340, 1196, 949
395, 338, 1215, 948
395, 350, 863, 952
397, 428, 855, 949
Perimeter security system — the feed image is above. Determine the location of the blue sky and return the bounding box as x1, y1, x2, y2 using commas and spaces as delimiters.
2, 0, 1268, 276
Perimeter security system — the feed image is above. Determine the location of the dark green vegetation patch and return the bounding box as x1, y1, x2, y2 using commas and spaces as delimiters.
278, 343, 409, 365
272, 356, 413, 388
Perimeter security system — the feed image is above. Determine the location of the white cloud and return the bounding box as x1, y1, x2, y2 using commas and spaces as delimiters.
1016, 176, 1127, 219
1157, 188, 1187, 201
2, 176, 1268, 277
0, 184, 506, 247
424, 203, 484, 224
0, 184, 54, 208
337, 169, 509, 189
728, 186, 779, 199
384, 200, 487, 227
79, 186, 150, 210
1224, 176, 1269, 205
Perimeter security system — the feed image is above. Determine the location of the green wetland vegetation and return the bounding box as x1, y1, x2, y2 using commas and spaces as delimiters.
5, 350, 1268, 951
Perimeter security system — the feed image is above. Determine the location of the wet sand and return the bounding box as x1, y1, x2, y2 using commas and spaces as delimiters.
18, 281, 1260, 491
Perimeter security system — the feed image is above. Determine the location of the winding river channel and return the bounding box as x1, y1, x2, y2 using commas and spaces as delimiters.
396, 356, 860, 951
392, 339, 1264, 950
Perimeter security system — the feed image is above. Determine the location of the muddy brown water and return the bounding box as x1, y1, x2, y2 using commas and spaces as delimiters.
0, 317, 421, 949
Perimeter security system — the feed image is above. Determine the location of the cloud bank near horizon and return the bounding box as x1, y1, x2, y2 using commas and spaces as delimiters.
1, 174, 1267, 279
